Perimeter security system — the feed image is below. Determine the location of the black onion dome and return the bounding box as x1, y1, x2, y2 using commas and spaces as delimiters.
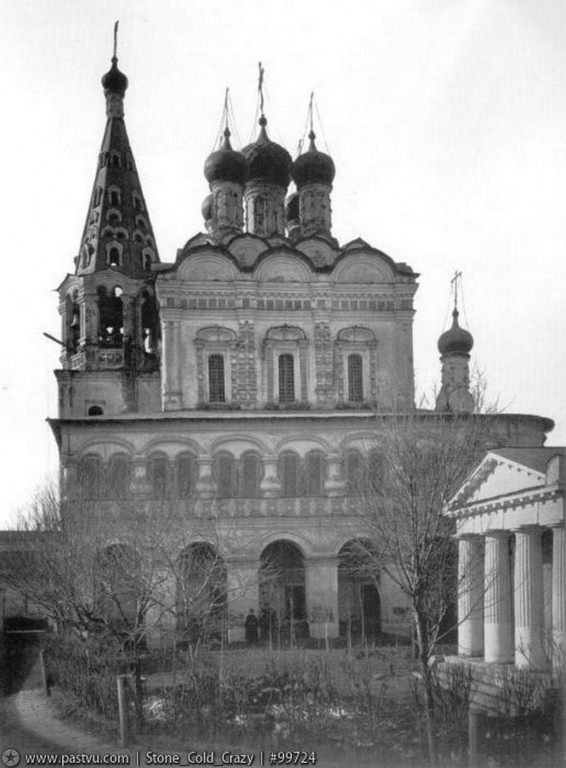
438, 309, 474, 356
204, 128, 247, 185
101, 57, 128, 97
201, 193, 214, 221
242, 116, 292, 188
292, 131, 336, 189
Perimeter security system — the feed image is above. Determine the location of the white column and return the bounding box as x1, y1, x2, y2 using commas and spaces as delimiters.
484, 532, 513, 663
225, 556, 259, 643
514, 526, 546, 669
457, 534, 484, 657
304, 556, 339, 640
551, 523, 566, 666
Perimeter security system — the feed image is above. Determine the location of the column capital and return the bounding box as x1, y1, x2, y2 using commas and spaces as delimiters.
512, 524, 542, 534
304, 555, 340, 568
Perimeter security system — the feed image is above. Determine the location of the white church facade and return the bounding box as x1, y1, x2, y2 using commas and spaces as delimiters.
45, 49, 554, 646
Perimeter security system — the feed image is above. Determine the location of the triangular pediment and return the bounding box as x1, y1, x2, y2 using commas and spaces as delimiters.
449, 451, 546, 511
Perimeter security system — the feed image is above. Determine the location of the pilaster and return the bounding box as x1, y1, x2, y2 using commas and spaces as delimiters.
225, 556, 260, 643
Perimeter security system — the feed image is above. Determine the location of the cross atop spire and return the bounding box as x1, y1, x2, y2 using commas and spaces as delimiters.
451, 269, 462, 312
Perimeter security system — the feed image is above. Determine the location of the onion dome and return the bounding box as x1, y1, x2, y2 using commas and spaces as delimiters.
101, 56, 128, 97
242, 116, 292, 188
438, 309, 474, 356
285, 192, 299, 223
292, 130, 335, 189
204, 128, 247, 185
201, 193, 214, 221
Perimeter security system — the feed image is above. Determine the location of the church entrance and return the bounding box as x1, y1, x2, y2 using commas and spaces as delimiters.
338, 539, 381, 641
259, 541, 307, 645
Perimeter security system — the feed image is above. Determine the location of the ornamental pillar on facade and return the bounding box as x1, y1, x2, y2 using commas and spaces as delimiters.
484, 531, 513, 663
259, 454, 282, 497
457, 534, 484, 657
304, 556, 339, 640
225, 555, 260, 643
162, 320, 182, 410
514, 525, 546, 669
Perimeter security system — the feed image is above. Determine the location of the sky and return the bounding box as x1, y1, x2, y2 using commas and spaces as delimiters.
0, 0, 565, 527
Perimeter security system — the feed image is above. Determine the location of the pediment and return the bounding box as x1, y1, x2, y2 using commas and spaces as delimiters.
449, 452, 546, 511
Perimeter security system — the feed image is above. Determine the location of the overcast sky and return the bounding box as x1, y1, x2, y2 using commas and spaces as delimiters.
1, 0, 565, 527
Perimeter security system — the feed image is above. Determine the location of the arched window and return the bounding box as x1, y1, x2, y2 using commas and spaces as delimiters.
344, 449, 364, 492
107, 454, 130, 499
279, 452, 300, 497
240, 452, 261, 497
108, 247, 121, 267
149, 455, 170, 499
305, 451, 325, 497
88, 405, 103, 416
278, 354, 295, 403
366, 450, 384, 494
214, 452, 236, 498
176, 453, 197, 499
78, 455, 102, 499
347, 354, 364, 402
208, 354, 226, 403
98, 286, 123, 347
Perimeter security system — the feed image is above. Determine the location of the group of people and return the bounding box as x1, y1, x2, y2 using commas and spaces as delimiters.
244, 606, 277, 643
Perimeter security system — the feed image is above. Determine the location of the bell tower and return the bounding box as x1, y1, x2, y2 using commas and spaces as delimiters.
55, 26, 161, 417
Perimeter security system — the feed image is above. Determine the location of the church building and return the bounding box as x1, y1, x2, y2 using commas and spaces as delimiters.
47, 49, 553, 645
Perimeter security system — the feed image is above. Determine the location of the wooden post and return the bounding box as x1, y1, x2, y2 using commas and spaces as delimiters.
117, 674, 130, 747
468, 707, 481, 767
39, 649, 50, 697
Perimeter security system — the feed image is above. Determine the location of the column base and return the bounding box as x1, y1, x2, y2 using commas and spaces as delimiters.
484, 623, 514, 663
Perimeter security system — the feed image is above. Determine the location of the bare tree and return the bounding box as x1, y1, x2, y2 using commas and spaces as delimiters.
7, 483, 229, 723
349, 409, 494, 762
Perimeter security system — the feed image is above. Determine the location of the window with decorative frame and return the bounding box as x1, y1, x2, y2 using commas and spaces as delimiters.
264, 326, 308, 406
78, 454, 103, 499
335, 326, 377, 406
195, 326, 237, 406
278, 354, 295, 403
347, 353, 364, 402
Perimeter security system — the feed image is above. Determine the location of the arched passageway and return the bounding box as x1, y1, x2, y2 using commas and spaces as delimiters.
259, 540, 307, 644
338, 539, 381, 640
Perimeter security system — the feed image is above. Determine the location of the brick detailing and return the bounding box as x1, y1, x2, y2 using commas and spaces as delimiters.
314, 322, 333, 405
237, 321, 257, 406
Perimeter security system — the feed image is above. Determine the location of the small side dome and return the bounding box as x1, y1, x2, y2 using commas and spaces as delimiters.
285, 192, 300, 223
201, 194, 214, 221
292, 131, 336, 189
101, 57, 128, 97
204, 128, 247, 185
242, 116, 292, 188
438, 309, 474, 356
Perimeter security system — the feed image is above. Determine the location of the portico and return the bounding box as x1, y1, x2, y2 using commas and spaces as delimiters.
449, 448, 566, 670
